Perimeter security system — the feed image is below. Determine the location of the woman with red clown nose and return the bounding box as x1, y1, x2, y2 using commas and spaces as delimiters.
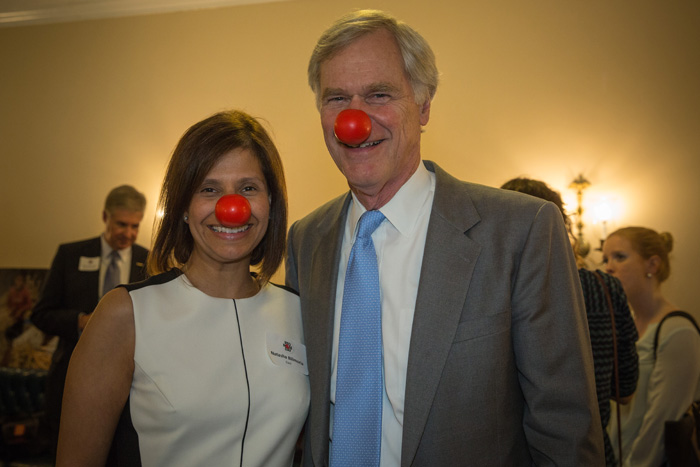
58, 110, 309, 467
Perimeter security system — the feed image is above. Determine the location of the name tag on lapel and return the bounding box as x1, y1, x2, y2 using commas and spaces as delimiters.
78, 256, 100, 271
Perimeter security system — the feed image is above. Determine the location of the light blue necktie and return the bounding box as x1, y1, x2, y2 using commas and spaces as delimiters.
332, 210, 385, 467
102, 250, 121, 297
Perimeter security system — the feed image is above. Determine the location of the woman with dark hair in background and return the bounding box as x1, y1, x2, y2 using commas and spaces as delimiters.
604, 227, 700, 466
57, 110, 309, 466
501, 177, 639, 466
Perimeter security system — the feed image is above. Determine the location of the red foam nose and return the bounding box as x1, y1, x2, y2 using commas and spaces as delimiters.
215, 194, 252, 227
334, 109, 372, 145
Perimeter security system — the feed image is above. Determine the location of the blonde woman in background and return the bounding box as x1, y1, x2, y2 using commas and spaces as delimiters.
604, 227, 700, 466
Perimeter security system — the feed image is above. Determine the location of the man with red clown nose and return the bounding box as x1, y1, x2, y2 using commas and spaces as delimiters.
286, 9, 605, 467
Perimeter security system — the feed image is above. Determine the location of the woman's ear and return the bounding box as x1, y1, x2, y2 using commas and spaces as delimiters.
646, 255, 661, 275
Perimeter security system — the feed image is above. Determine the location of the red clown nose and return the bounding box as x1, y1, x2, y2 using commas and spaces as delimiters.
215, 194, 252, 227
334, 109, 372, 146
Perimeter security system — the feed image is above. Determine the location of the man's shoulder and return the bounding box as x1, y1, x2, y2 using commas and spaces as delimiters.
465, 181, 551, 212
57, 236, 101, 253
429, 161, 550, 216
56, 238, 148, 261
132, 243, 149, 256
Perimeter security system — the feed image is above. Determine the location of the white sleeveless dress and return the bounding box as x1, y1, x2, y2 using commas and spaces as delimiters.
115, 269, 309, 467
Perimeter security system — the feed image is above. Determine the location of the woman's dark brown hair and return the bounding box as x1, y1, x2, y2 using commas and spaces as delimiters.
148, 110, 287, 285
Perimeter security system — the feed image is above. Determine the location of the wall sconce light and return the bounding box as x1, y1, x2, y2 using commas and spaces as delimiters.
569, 174, 591, 258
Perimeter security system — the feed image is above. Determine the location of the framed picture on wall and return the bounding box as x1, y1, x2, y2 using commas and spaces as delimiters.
0, 268, 55, 369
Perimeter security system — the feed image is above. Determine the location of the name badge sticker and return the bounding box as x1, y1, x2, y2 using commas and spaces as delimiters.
266, 332, 308, 375
78, 256, 100, 271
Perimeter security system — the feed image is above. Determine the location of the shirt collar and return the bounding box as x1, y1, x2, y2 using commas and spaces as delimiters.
101, 235, 131, 260
348, 161, 434, 237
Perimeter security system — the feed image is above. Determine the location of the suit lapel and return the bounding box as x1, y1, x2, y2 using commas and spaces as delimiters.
305, 194, 352, 467
401, 162, 482, 466
84, 237, 103, 303
129, 247, 147, 282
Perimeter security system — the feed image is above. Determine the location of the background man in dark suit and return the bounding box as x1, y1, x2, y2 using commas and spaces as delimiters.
286, 10, 605, 466
31, 184, 149, 459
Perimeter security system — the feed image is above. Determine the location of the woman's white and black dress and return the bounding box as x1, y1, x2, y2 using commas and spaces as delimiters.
107, 269, 310, 467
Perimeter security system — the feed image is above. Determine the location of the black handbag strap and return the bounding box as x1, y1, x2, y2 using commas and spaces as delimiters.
593, 271, 623, 464
653, 311, 700, 360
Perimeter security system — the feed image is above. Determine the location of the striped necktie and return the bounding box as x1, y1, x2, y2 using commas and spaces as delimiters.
102, 250, 121, 297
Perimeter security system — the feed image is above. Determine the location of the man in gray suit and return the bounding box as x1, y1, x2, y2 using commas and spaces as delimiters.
286, 9, 605, 467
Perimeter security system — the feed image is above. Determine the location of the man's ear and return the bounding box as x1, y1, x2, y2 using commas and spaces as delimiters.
102, 210, 108, 223
419, 98, 431, 126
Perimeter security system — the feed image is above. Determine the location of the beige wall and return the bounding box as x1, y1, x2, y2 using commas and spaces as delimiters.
1, 0, 698, 310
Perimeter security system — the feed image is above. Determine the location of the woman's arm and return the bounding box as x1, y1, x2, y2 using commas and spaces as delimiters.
56, 287, 136, 467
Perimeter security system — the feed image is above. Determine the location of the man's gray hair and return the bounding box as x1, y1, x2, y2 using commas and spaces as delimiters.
308, 9, 439, 108
104, 185, 146, 214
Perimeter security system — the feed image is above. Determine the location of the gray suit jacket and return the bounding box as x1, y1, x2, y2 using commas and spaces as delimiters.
286, 161, 604, 466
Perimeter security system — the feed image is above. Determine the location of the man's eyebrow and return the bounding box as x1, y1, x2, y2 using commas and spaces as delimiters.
366, 82, 397, 94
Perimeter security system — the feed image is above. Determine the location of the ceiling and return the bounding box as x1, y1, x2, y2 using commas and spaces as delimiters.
0, 0, 283, 27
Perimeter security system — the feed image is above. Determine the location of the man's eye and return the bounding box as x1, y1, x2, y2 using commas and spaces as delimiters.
367, 93, 390, 102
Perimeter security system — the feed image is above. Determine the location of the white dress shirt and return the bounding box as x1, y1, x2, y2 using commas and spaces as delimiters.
330, 162, 436, 466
